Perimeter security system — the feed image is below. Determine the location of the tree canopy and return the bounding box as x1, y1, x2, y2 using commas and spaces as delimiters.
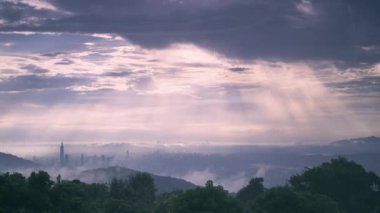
250, 187, 339, 213
236, 177, 265, 203
0, 171, 156, 213
0, 157, 379, 213
160, 180, 244, 213
289, 157, 380, 213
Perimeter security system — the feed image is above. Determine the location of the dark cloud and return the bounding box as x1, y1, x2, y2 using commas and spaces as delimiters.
1, 0, 380, 64
0, 74, 91, 92
229, 67, 248, 72
0, 1, 61, 26
21, 64, 49, 74
41, 52, 67, 57
55, 58, 74, 65
0, 1, 25, 22
103, 71, 133, 77
327, 76, 380, 94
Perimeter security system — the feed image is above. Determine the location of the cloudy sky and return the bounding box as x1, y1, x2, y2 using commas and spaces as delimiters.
0, 0, 379, 147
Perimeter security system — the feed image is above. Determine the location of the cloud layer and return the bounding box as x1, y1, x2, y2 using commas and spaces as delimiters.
1, 32, 379, 146
0, 0, 379, 64
0, 1, 380, 147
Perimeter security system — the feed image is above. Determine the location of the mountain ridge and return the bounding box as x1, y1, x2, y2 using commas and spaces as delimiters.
0, 152, 38, 171
77, 166, 197, 194
332, 136, 380, 146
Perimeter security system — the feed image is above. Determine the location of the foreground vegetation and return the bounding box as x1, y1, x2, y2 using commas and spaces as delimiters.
0, 157, 379, 213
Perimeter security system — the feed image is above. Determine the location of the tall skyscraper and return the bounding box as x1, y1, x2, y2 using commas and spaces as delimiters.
60, 141, 64, 166
65, 154, 69, 165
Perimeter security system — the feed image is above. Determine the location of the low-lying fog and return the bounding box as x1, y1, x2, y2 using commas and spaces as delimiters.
2, 137, 380, 192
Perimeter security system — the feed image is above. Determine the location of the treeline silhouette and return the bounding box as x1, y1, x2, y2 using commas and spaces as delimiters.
0, 157, 379, 213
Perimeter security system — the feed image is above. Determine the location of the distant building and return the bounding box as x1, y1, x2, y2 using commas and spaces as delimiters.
60, 141, 65, 166
101, 155, 105, 164
81, 154, 84, 166
65, 154, 69, 165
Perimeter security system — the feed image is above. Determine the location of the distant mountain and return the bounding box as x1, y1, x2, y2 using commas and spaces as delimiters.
77, 166, 197, 194
327, 136, 380, 154
272, 136, 380, 155
0, 152, 38, 171
332, 136, 380, 146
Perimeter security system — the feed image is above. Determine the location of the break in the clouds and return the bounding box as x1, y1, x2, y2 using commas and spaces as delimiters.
0, 1, 380, 147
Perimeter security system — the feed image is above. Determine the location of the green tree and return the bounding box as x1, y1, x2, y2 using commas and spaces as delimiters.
104, 198, 140, 213
27, 171, 54, 212
154, 191, 183, 213
129, 172, 156, 208
168, 180, 244, 213
0, 172, 28, 212
28, 171, 53, 192
109, 178, 128, 199
51, 179, 107, 213
236, 177, 265, 202
289, 157, 380, 213
51, 180, 91, 213
250, 187, 340, 213
106, 173, 156, 213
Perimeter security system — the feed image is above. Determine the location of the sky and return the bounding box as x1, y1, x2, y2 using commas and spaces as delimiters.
0, 0, 380, 147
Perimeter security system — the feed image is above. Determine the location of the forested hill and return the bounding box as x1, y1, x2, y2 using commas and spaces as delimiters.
77, 166, 196, 193
0, 152, 38, 171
